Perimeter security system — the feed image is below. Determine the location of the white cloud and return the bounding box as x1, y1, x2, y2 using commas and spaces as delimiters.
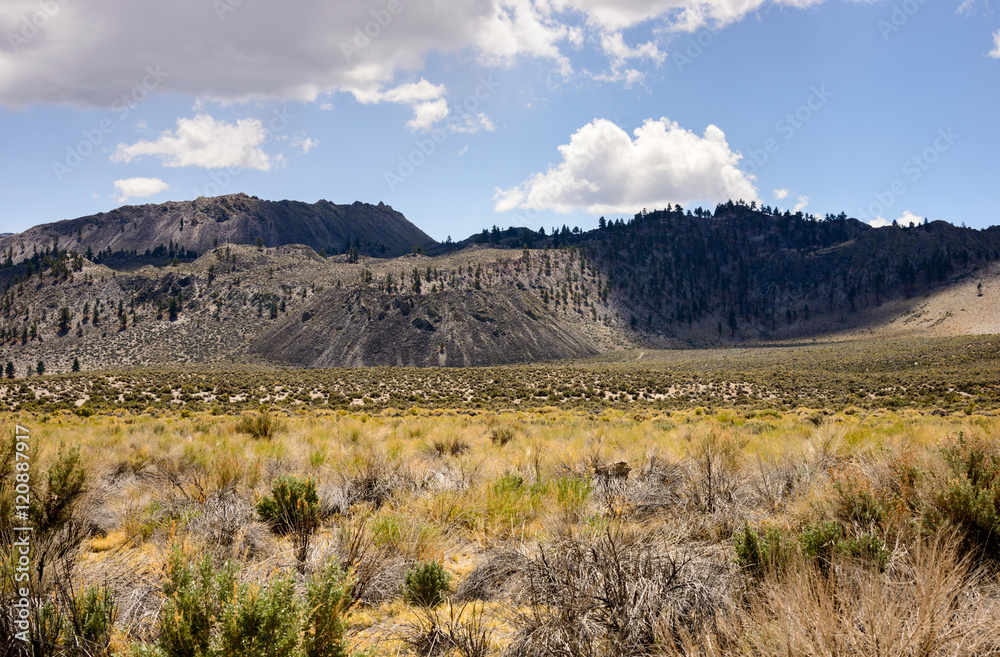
353, 79, 451, 131
113, 177, 169, 203
494, 116, 758, 215
773, 188, 790, 200
792, 195, 809, 212
0, 0, 856, 109
868, 209, 923, 228
897, 209, 924, 226
593, 31, 665, 84
292, 135, 318, 154
111, 114, 271, 170
990, 30, 1000, 58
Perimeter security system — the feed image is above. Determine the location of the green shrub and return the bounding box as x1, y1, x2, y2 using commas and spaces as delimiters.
155, 547, 351, 657
927, 432, 1000, 558
257, 475, 321, 567
490, 427, 516, 447
301, 559, 352, 657
403, 561, 452, 607
798, 521, 843, 574
734, 523, 790, 580
236, 408, 280, 439
831, 474, 886, 530
159, 549, 236, 657
216, 576, 300, 657
842, 532, 892, 572
256, 475, 320, 535
78, 585, 117, 652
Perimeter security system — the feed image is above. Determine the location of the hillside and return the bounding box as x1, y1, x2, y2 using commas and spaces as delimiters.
0, 196, 997, 375
0, 193, 435, 264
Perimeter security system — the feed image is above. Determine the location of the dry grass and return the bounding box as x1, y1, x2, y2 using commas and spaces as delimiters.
2, 405, 1000, 655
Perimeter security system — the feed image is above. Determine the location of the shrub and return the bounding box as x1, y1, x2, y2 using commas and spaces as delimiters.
734, 523, 790, 581
301, 559, 352, 657
489, 427, 516, 447
926, 432, 1000, 558
68, 584, 117, 657
831, 471, 886, 530
256, 475, 321, 567
156, 548, 349, 657
216, 576, 300, 657
159, 549, 236, 657
235, 408, 280, 439
403, 561, 452, 607
798, 521, 843, 574
842, 532, 892, 572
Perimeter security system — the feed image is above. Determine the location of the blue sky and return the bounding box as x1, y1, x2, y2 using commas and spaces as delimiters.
0, 0, 997, 241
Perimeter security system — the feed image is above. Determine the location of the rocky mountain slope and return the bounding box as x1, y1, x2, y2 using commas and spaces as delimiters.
0, 196, 997, 375
0, 194, 435, 263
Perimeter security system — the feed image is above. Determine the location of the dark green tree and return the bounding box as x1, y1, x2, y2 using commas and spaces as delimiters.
57, 307, 71, 333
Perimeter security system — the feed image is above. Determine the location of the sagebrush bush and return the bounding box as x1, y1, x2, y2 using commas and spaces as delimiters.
490, 427, 516, 447
256, 475, 321, 534
403, 561, 452, 607
216, 576, 300, 657
71, 584, 118, 657
257, 475, 321, 567
159, 549, 236, 657
798, 521, 843, 574
153, 547, 351, 657
927, 432, 1000, 558
301, 559, 352, 657
235, 408, 280, 439
734, 523, 790, 581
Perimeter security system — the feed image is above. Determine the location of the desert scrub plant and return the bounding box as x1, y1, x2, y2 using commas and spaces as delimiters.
734, 523, 791, 582
510, 528, 723, 656
64, 583, 118, 657
151, 548, 351, 657
215, 576, 300, 657
403, 561, 452, 607
925, 432, 1000, 559
300, 558, 352, 657
157, 548, 237, 657
489, 426, 516, 447
235, 407, 280, 439
256, 475, 321, 569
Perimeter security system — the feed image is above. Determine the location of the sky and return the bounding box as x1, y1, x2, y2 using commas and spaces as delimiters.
0, 0, 997, 242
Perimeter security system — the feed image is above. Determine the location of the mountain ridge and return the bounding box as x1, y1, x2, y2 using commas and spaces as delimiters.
0, 193, 436, 264
0, 195, 996, 375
